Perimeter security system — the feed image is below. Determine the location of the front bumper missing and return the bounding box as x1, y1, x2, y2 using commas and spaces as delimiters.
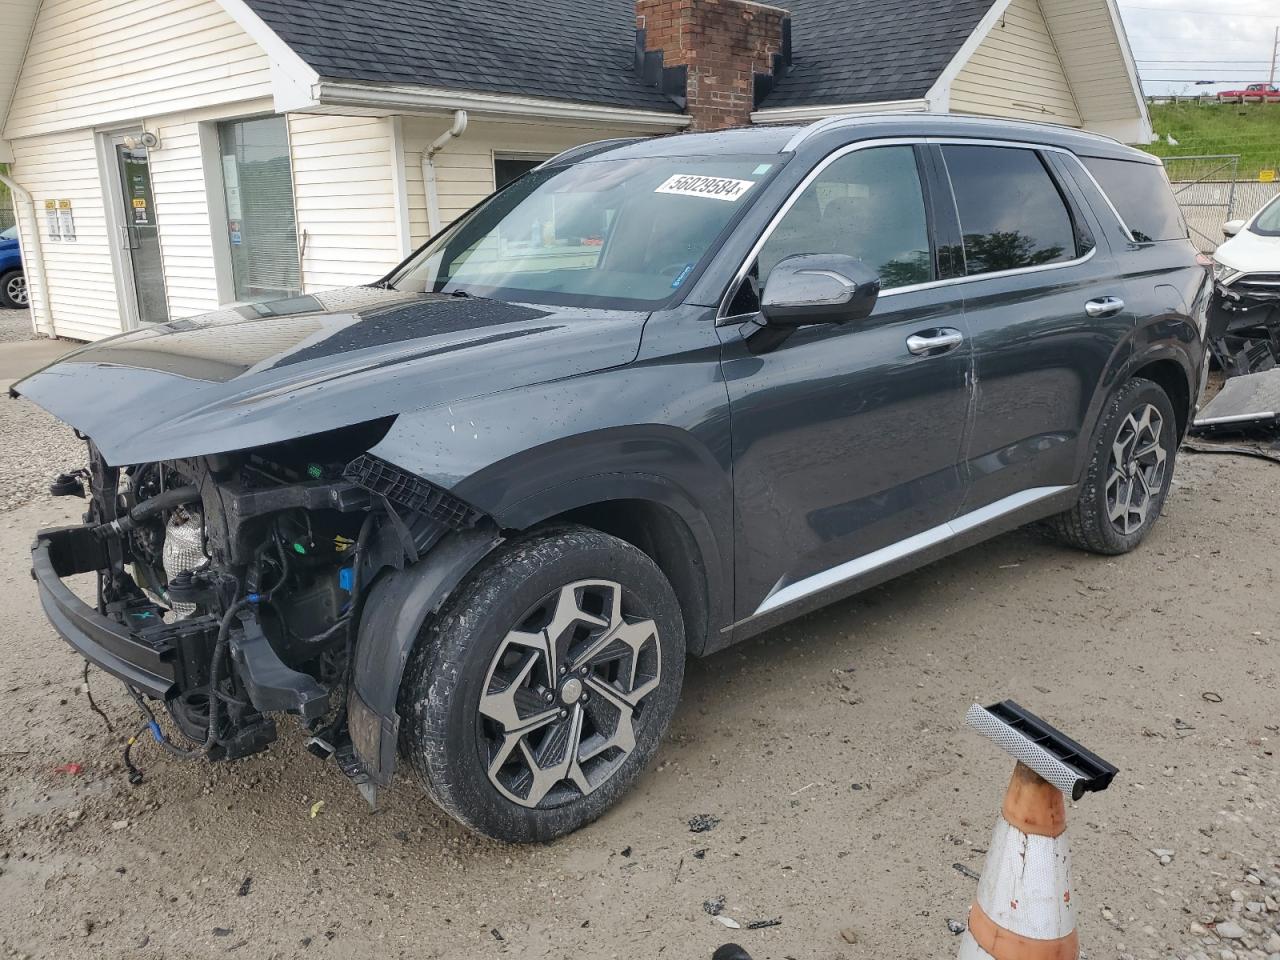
31, 527, 177, 699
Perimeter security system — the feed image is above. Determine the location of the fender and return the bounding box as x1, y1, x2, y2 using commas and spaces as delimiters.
347, 525, 501, 787
499, 469, 732, 655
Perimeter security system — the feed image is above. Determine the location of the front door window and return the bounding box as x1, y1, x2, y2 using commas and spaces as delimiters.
218, 116, 300, 303
114, 143, 169, 323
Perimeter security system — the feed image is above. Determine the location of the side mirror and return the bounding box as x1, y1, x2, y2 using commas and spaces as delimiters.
1222, 219, 1245, 238
760, 254, 881, 328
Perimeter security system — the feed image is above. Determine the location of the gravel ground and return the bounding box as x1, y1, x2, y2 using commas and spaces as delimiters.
1, 389, 87, 514
0, 394, 1277, 960
0, 307, 34, 343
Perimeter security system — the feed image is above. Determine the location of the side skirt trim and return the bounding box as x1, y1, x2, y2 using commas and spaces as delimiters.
752, 485, 1072, 618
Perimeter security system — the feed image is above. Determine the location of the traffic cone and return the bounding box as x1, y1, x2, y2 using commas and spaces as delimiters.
958, 702, 1118, 960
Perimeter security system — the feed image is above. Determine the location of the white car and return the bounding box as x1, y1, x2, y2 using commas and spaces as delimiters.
1210, 196, 1280, 375
1216, 195, 1280, 291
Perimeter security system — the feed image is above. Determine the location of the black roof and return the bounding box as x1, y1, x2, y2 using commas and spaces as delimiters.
764, 0, 994, 107
243, 0, 681, 113
245, 0, 996, 114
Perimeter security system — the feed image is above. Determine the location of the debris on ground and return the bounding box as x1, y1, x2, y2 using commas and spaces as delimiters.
744, 918, 781, 930
237, 877, 252, 897
308, 801, 325, 818
839, 927, 859, 944
714, 917, 741, 930
946, 918, 967, 935
703, 896, 726, 917
688, 814, 720, 834
952, 862, 981, 880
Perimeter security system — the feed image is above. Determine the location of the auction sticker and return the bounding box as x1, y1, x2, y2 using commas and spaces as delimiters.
655, 174, 756, 202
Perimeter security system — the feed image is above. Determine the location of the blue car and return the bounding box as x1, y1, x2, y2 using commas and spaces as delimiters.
1, 225, 27, 309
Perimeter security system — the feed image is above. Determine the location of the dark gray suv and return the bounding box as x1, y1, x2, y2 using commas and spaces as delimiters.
17, 115, 1209, 842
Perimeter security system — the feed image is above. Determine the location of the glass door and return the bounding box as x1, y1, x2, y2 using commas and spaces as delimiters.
113, 138, 169, 324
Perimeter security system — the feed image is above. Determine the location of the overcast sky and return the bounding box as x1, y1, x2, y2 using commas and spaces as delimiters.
1118, 0, 1280, 94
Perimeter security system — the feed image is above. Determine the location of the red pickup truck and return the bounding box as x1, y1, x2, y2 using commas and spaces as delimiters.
1217, 83, 1280, 103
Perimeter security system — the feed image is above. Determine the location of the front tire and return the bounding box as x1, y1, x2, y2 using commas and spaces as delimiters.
1045, 377, 1178, 555
0, 270, 26, 310
399, 525, 685, 842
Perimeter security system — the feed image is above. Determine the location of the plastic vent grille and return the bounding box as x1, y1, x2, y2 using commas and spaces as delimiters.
343, 455, 481, 530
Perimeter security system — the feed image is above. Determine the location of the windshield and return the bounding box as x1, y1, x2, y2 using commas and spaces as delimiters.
1250, 195, 1280, 237
388, 155, 782, 309
0, 226, 16, 241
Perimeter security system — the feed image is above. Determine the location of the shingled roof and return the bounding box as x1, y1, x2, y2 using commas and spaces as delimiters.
242, 0, 681, 112
764, 0, 994, 107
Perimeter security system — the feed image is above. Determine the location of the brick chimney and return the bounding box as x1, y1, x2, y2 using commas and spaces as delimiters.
636, 0, 791, 131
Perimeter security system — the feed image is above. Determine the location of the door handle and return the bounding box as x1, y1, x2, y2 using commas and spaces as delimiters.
906, 327, 965, 356
1085, 297, 1125, 318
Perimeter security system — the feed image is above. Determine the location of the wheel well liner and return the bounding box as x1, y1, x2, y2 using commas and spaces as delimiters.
1130, 357, 1193, 438
542, 499, 712, 657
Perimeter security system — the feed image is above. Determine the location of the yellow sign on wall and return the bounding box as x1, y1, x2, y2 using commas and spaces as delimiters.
1261, 170, 1277, 183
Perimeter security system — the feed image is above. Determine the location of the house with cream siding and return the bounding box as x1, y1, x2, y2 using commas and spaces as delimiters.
0, 0, 1150, 341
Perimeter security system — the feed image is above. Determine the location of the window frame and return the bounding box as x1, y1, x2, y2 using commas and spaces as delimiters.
937, 141, 1097, 278
492, 151, 554, 192
717, 137, 1102, 324
206, 113, 302, 306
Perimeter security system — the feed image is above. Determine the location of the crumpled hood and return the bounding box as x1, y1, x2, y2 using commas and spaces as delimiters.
12, 286, 647, 465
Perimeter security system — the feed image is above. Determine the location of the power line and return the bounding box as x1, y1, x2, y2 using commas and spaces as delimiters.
1121, 4, 1280, 18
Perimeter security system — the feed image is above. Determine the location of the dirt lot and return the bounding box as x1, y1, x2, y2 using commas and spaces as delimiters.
1, 385, 1278, 960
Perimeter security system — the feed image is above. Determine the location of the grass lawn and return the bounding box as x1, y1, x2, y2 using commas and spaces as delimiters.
1142, 102, 1280, 179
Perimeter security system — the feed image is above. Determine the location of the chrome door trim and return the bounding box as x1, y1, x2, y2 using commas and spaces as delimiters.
717, 136, 1106, 324
747, 485, 1073, 618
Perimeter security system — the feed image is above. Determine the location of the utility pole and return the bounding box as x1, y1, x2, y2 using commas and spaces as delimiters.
1271, 26, 1279, 86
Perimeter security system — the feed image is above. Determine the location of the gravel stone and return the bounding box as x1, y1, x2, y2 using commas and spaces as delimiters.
1217, 921, 1247, 940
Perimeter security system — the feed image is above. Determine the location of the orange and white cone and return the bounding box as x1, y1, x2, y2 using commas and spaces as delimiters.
958, 761, 1078, 960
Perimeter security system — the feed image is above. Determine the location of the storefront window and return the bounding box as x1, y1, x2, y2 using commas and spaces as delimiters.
218, 116, 300, 302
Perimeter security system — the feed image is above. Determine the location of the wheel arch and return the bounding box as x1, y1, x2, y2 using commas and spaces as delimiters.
1127, 354, 1194, 439
496, 474, 731, 659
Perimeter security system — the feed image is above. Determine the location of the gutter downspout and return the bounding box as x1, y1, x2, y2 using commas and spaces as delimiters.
421, 110, 468, 238
0, 170, 54, 337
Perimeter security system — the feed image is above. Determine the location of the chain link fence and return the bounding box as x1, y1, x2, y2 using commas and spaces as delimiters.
1163, 154, 1280, 252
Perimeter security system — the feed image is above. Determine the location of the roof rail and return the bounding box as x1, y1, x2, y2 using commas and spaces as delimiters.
535, 138, 644, 170
780, 111, 1127, 154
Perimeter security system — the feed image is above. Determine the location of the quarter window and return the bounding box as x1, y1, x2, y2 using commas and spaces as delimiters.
218, 116, 301, 303
757, 145, 934, 291
942, 145, 1078, 276
1080, 156, 1187, 243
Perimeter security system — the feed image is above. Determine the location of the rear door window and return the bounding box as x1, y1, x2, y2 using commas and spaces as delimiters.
941, 145, 1080, 276
1080, 157, 1187, 243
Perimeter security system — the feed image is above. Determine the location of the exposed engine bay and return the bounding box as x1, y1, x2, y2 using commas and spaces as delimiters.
1210, 273, 1280, 378
37, 419, 484, 795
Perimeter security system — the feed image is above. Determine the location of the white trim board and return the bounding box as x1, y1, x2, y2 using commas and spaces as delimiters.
309, 81, 691, 129
752, 99, 931, 124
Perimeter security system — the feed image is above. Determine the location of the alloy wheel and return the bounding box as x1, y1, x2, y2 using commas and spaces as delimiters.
6, 274, 26, 306
1106, 402, 1167, 535
477, 579, 662, 809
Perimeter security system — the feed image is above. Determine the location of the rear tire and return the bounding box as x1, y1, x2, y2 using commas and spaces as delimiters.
1044, 377, 1178, 555
398, 524, 685, 842
0, 270, 26, 310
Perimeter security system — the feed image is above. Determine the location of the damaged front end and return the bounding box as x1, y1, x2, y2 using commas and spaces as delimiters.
1210, 270, 1280, 377
32, 422, 488, 798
